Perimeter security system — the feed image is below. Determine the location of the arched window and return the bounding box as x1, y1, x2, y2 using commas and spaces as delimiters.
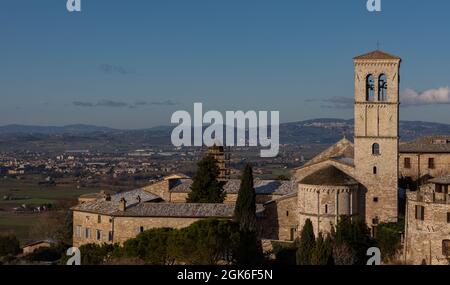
378, 74, 387, 101
366, 74, 375, 101
372, 143, 380, 155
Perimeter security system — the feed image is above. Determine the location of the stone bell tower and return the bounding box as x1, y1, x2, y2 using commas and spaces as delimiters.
353, 50, 401, 232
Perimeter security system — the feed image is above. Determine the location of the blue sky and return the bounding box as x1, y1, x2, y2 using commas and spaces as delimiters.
1, 0, 449, 128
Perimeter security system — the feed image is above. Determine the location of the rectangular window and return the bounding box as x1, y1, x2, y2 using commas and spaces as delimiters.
404, 157, 411, 169
85, 228, 91, 239
76, 225, 81, 237
447, 213, 450, 224
96, 230, 102, 241
97, 215, 101, 223
442, 240, 450, 256
108, 231, 113, 242
415, 205, 425, 221
428, 158, 435, 169
137, 226, 145, 233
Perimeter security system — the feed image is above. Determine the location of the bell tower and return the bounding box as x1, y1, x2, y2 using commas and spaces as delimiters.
353, 50, 401, 231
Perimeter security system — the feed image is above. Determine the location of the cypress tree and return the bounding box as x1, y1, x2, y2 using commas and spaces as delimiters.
296, 219, 316, 265
311, 233, 334, 265
187, 155, 225, 203
234, 163, 256, 231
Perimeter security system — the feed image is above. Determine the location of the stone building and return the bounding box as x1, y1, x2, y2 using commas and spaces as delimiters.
399, 135, 450, 188
72, 174, 293, 247
71, 51, 449, 257
208, 145, 230, 180
404, 176, 450, 265
290, 50, 401, 236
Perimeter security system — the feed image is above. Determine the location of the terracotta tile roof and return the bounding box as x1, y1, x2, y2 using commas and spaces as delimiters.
399, 135, 450, 153
300, 165, 358, 186
429, 175, 450, 185
301, 138, 354, 168
169, 179, 295, 195
353, 50, 401, 60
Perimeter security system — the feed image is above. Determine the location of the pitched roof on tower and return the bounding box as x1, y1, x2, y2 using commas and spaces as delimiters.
354, 50, 401, 60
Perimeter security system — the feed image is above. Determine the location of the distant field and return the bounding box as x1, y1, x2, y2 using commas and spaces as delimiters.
0, 175, 103, 244
0, 176, 101, 207
0, 212, 38, 244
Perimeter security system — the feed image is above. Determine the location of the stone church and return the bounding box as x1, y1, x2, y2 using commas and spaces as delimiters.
72, 51, 448, 263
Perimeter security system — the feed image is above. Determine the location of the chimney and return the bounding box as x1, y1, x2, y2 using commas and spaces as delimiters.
119, 198, 127, 211
101, 191, 111, 201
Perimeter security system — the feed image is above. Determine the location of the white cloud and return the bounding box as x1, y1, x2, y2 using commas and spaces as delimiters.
401, 87, 450, 106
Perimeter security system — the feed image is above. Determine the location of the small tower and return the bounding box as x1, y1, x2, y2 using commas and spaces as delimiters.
208, 144, 230, 180
353, 50, 401, 231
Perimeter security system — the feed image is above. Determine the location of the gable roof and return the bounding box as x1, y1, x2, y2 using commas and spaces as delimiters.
169, 179, 295, 196
300, 138, 354, 169
400, 135, 450, 153
354, 50, 401, 60
300, 165, 358, 186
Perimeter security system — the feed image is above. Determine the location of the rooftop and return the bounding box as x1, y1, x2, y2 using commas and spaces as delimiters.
400, 135, 450, 153
300, 165, 358, 186
429, 175, 450, 185
353, 50, 401, 60
169, 179, 295, 196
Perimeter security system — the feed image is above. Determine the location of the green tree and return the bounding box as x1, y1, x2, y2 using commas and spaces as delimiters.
334, 217, 374, 265
121, 228, 176, 265
0, 234, 20, 257
75, 243, 118, 265
375, 221, 404, 263
187, 155, 225, 203
311, 233, 334, 265
234, 163, 256, 231
296, 219, 316, 265
169, 219, 240, 265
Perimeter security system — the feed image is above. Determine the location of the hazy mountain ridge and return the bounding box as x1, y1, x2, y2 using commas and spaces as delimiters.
0, 119, 448, 151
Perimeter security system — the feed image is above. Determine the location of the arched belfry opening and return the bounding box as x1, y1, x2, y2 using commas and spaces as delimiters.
366, 74, 375, 101
378, 74, 387, 101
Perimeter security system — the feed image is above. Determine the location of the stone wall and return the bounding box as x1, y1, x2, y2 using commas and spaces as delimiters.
404, 189, 450, 265
73, 210, 225, 247
260, 195, 298, 241
400, 153, 450, 182
298, 184, 359, 236
353, 58, 400, 227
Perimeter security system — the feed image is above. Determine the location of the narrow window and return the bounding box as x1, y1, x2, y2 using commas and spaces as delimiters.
108, 231, 114, 242
97, 215, 101, 223
96, 230, 102, 241
442, 240, 450, 256
372, 143, 380, 155
76, 225, 81, 237
415, 205, 425, 221
447, 213, 450, 224
428, 158, 435, 169
373, 166, 377, 175
366, 74, 375, 101
286, 211, 289, 217
404, 157, 411, 169
325, 204, 328, 214
85, 228, 91, 239
378, 74, 388, 101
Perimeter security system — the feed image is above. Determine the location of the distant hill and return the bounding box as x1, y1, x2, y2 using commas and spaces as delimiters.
0, 119, 448, 151
280, 119, 450, 144
0, 124, 117, 134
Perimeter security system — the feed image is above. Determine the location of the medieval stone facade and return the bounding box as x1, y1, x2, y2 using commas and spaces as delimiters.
404, 176, 450, 265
